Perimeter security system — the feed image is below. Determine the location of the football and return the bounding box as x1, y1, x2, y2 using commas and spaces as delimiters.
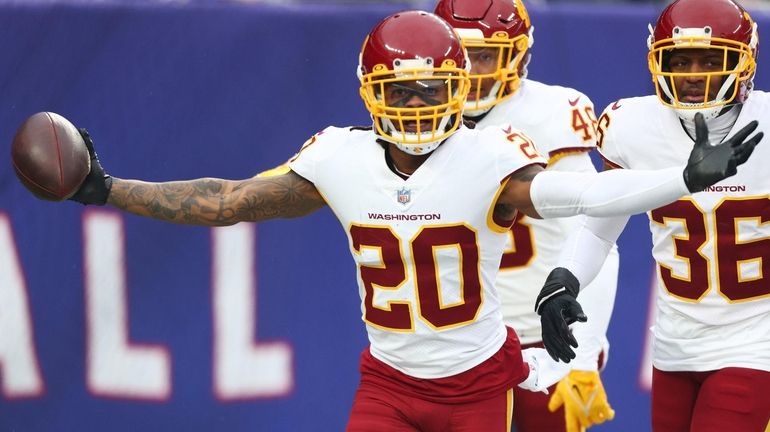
11, 112, 90, 201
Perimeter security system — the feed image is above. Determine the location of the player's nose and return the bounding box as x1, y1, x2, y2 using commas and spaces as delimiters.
684, 63, 708, 80
403, 94, 428, 108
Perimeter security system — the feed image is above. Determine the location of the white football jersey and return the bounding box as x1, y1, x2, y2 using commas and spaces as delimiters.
477, 79, 619, 370
598, 91, 770, 372
289, 124, 546, 379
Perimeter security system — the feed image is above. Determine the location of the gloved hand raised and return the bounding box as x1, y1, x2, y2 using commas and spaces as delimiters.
548, 370, 615, 432
69, 129, 112, 205
535, 267, 585, 363
683, 112, 762, 192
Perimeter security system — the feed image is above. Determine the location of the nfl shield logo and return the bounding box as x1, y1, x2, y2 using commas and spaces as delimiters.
397, 187, 411, 205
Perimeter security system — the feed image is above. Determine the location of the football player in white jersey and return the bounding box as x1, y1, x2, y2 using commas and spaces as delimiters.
434, 1, 617, 431
42, 10, 761, 432
535, 1, 770, 431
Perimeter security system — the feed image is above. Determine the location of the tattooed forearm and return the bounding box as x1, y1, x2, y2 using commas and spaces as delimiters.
107, 171, 326, 225
232, 172, 327, 221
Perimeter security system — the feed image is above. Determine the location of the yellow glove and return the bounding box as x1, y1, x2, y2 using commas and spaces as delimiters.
547, 370, 615, 432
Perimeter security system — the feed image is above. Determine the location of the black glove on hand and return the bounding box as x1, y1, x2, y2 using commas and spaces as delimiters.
535, 267, 586, 363
683, 112, 763, 192
69, 129, 112, 205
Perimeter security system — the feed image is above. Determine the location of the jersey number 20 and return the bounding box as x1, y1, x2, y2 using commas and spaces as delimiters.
350, 224, 483, 331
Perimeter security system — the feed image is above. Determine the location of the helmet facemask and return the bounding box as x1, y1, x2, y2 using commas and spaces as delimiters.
648, 23, 758, 121
456, 28, 533, 117
359, 57, 470, 155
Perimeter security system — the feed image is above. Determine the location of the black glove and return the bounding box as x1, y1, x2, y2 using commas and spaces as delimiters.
69, 129, 112, 205
535, 267, 586, 363
683, 112, 763, 192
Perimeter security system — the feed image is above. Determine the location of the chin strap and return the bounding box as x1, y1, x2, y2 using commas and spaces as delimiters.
679, 104, 741, 144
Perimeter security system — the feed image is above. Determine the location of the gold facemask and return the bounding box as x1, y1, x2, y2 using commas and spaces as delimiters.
359, 59, 470, 153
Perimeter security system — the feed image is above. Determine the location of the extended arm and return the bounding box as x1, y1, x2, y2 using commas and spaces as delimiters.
69, 129, 326, 225
497, 114, 761, 220
108, 172, 326, 225
528, 166, 686, 218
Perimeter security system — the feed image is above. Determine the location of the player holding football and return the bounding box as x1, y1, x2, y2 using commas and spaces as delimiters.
535, 1, 770, 431
434, 1, 617, 431
45, 11, 761, 432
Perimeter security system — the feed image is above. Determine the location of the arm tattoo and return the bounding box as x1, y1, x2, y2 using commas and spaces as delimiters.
107, 171, 326, 225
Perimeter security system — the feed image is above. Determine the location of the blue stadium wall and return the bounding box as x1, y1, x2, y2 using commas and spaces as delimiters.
1, 2, 768, 431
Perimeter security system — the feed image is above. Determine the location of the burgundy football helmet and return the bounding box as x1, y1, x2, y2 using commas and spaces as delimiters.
647, 0, 758, 120
434, 0, 533, 116
358, 11, 470, 155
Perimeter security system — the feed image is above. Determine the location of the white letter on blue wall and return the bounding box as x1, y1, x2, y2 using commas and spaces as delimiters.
84, 211, 171, 400
212, 223, 293, 400
0, 214, 44, 398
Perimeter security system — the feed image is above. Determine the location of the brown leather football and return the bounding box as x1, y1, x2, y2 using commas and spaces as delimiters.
11, 112, 90, 201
